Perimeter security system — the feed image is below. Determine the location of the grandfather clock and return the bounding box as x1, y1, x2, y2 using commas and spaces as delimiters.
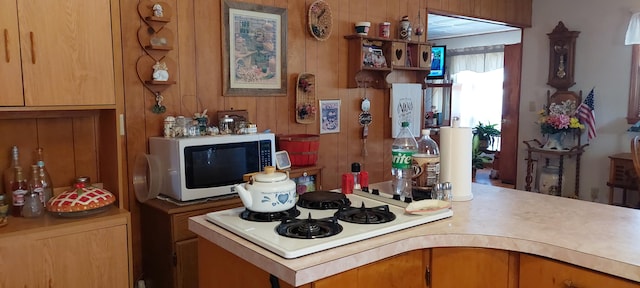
547, 21, 580, 90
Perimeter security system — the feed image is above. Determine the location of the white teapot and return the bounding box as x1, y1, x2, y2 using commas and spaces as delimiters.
234, 166, 298, 213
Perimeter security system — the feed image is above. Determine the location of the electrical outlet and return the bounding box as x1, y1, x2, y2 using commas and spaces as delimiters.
528, 101, 536, 112
590, 188, 599, 201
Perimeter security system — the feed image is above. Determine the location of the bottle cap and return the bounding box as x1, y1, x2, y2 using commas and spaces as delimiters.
421, 129, 430, 136
351, 162, 361, 173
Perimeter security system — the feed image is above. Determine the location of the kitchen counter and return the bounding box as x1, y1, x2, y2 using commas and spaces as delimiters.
189, 183, 640, 286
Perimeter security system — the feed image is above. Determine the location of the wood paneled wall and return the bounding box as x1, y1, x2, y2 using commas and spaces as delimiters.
122, 0, 425, 279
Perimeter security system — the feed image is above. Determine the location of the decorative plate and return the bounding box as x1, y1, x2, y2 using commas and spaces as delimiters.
308, 0, 333, 41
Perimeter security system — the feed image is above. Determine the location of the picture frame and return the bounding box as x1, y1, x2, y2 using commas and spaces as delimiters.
275, 150, 291, 170
319, 99, 340, 134
222, 0, 287, 96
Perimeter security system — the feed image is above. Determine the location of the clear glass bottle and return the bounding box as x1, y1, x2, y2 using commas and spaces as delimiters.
23, 165, 43, 218
3, 146, 20, 212
11, 166, 27, 217
35, 148, 53, 205
414, 129, 441, 193
391, 122, 418, 201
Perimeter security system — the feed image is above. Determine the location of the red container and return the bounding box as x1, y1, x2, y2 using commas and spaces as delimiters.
277, 134, 320, 166
341, 173, 354, 194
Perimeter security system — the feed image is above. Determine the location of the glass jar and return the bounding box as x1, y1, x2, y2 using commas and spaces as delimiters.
219, 115, 234, 135
538, 165, 560, 196
22, 190, 43, 218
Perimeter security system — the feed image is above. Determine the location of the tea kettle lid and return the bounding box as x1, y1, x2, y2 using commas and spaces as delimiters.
253, 166, 288, 182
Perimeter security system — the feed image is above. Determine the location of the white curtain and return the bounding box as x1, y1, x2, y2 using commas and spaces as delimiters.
626, 12, 640, 45
448, 48, 504, 150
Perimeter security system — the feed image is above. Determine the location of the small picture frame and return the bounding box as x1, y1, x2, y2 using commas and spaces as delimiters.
275, 150, 291, 169
319, 99, 341, 134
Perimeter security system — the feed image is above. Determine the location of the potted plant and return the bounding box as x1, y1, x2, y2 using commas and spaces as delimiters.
473, 122, 501, 150
472, 134, 493, 179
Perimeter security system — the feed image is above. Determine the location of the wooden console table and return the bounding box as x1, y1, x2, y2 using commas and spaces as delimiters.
606, 153, 639, 206
523, 139, 588, 197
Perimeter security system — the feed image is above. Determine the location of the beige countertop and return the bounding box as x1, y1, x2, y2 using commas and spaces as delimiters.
189, 183, 640, 286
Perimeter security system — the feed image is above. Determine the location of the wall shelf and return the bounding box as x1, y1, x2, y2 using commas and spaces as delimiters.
345, 34, 431, 89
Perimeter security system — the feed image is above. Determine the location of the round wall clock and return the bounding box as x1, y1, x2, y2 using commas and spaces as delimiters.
308, 0, 333, 41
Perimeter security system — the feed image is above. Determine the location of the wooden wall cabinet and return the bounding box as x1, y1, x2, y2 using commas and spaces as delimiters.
344, 35, 431, 89
520, 254, 639, 288
0, 0, 129, 285
0, 0, 117, 107
0, 209, 131, 288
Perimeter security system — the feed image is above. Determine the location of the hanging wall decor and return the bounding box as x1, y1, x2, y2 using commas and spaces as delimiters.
320, 99, 341, 134
296, 73, 316, 124
222, 0, 288, 96
136, 0, 176, 113
547, 21, 580, 91
308, 0, 333, 41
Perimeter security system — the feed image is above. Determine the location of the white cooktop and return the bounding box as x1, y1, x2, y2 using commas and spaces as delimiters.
205, 191, 453, 259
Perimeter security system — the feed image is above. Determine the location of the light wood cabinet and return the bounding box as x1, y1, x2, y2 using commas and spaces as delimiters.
520, 254, 639, 288
141, 197, 242, 288
0, 208, 131, 288
197, 242, 640, 288
0, 0, 117, 107
313, 249, 429, 288
432, 247, 517, 288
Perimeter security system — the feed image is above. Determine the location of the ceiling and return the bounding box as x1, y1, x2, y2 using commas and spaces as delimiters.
427, 14, 519, 40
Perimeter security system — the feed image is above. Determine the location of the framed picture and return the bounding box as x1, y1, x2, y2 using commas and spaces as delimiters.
319, 99, 340, 134
275, 150, 291, 170
222, 0, 287, 96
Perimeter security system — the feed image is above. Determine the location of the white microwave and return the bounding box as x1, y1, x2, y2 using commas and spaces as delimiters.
148, 133, 275, 201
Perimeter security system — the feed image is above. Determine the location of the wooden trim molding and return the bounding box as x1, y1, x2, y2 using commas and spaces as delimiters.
628, 44, 640, 124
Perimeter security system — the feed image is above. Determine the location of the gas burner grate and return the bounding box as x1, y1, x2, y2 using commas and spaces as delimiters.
336, 203, 396, 224
240, 207, 301, 222
297, 191, 352, 210
276, 213, 343, 239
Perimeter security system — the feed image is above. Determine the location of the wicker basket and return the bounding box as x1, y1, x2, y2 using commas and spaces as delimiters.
277, 134, 320, 166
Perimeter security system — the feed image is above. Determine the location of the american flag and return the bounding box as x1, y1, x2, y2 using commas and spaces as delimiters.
577, 88, 597, 140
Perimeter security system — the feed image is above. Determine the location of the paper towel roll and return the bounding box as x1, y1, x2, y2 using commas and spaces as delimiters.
440, 126, 474, 201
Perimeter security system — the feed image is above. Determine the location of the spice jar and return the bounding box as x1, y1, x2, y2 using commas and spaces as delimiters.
163, 116, 176, 137
219, 115, 234, 135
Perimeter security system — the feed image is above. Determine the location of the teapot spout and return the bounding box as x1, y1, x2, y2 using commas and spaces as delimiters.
234, 183, 252, 209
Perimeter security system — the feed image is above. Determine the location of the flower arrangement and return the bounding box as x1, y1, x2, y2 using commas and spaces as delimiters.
537, 100, 584, 135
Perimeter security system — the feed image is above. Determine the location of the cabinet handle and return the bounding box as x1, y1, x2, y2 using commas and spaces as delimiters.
424, 266, 431, 287
3, 29, 8, 63
29, 31, 35, 64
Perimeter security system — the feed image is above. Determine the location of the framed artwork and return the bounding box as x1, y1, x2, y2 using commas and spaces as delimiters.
275, 150, 291, 170
222, 0, 287, 96
319, 99, 340, 134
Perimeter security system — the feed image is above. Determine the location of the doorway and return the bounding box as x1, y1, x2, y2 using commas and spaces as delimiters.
428, 15, 522, 185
